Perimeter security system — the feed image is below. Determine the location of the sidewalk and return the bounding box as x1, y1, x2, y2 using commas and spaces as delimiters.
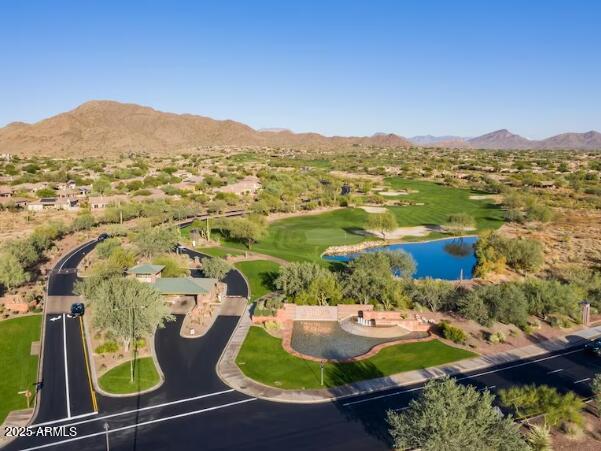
216, 308, 601, 404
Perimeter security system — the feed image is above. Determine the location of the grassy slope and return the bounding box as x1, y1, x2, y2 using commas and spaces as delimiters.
236, 326, 476, 390
384, 178, 504, 235
98, 357, 160, 394
234, 260, 281, 301
0, 315, 42, 423
181, 178, 503, 263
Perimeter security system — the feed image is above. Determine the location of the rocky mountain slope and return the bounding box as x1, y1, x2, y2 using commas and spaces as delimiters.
0, 101, 412, 156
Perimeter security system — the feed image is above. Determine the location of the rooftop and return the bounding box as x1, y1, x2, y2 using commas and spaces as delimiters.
126, 264, 165, 275
152, 277, 217, 295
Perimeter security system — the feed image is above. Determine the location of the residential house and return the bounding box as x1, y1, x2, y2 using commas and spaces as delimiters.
27, 197, 79, 212
88, 194, 128, 209
215, 176, 261, 196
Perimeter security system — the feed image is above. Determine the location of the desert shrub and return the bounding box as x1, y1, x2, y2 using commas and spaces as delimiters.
95, 341, 119, 354
488, 331, 506, 344
438, 321, 467, 344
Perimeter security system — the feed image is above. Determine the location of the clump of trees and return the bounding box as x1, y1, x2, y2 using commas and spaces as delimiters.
0, 221, 67, 292
474, 231, 544, 276
274, 250, 415, 309
504, 192, 555, 224
201, 257, 232, 280
131, 224, 179, 258
387, 377, 528, 451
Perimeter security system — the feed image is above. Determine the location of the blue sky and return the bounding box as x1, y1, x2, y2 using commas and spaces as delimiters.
1, 0, 599, 138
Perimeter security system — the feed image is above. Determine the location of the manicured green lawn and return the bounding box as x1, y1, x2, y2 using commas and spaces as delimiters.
98, 357, 160, 394
236, 326, 476, 390
384, 178, 504, 233
0, 315, 42, 423
234, 260, 281, 301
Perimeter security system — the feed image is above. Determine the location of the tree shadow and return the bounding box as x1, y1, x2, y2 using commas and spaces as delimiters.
259, 271, 278, 291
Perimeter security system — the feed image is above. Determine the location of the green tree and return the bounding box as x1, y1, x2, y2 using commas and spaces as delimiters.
365, 211, 397, 239
227, 218, 266, 249
296, 273, 342, 306
342, 252, 413, 308
445, 213, 476, 235
201, 257, 232, 280
132, 225, 179, 258
387, 377, 528, 451
76, 277, 174, 354
407, 278, 456, 312
92, 177, 111, 195
0, 252, 29, 291
274, 262, 330, 297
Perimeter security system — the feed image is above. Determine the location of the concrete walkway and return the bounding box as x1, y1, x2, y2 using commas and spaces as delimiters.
216, 308, 601, 404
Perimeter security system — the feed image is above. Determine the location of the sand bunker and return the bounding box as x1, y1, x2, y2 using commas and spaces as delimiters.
366, 225, 443, 239
469, 194, 503, 203
380, 191, 409, 196
358, 205, 388, 213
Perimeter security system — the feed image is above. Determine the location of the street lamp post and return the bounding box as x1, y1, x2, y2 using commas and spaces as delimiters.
104, 423, 110, 451
320, 361, 325, 386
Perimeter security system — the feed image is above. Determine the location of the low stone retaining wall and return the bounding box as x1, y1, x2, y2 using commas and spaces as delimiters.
251, 304, 431, 333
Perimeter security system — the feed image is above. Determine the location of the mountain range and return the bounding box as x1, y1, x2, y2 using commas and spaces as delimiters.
0, 100, 599, 156
0, 101, 412, 156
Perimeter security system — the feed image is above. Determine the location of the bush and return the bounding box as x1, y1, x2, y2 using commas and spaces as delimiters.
439, 321, 467, 344
95, 341, 119, 354
488, 331, 506, 344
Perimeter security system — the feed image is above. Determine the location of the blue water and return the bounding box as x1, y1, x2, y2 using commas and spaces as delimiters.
323, 236, 478, 280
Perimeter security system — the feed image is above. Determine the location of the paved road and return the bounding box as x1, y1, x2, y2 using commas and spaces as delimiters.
9, 242, 601, 451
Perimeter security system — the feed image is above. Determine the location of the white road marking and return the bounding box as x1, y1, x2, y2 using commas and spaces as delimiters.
63, 314, 71, 418
58, 240, 96, 270
50, 315, 61, 322
31, 388, 236, 428
342, 347, 584, 406
20, 398, 258, 451
574, 378, 591, 384
547, 368, 563, 374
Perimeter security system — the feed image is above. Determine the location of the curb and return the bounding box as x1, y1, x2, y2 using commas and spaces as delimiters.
216, 318, 601, 404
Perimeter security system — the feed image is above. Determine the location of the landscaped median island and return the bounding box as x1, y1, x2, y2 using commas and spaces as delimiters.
0, 315, 42, 423
235, 326, 476, 390
98, 357, 160, 395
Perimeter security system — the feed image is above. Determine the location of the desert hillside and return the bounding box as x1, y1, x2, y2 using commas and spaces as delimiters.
0, 100, 412, 156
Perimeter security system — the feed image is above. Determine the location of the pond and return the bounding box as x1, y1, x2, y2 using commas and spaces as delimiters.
323, 236, 478, 280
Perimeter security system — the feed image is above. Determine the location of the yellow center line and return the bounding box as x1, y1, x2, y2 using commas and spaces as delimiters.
79, 316, 98, 412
